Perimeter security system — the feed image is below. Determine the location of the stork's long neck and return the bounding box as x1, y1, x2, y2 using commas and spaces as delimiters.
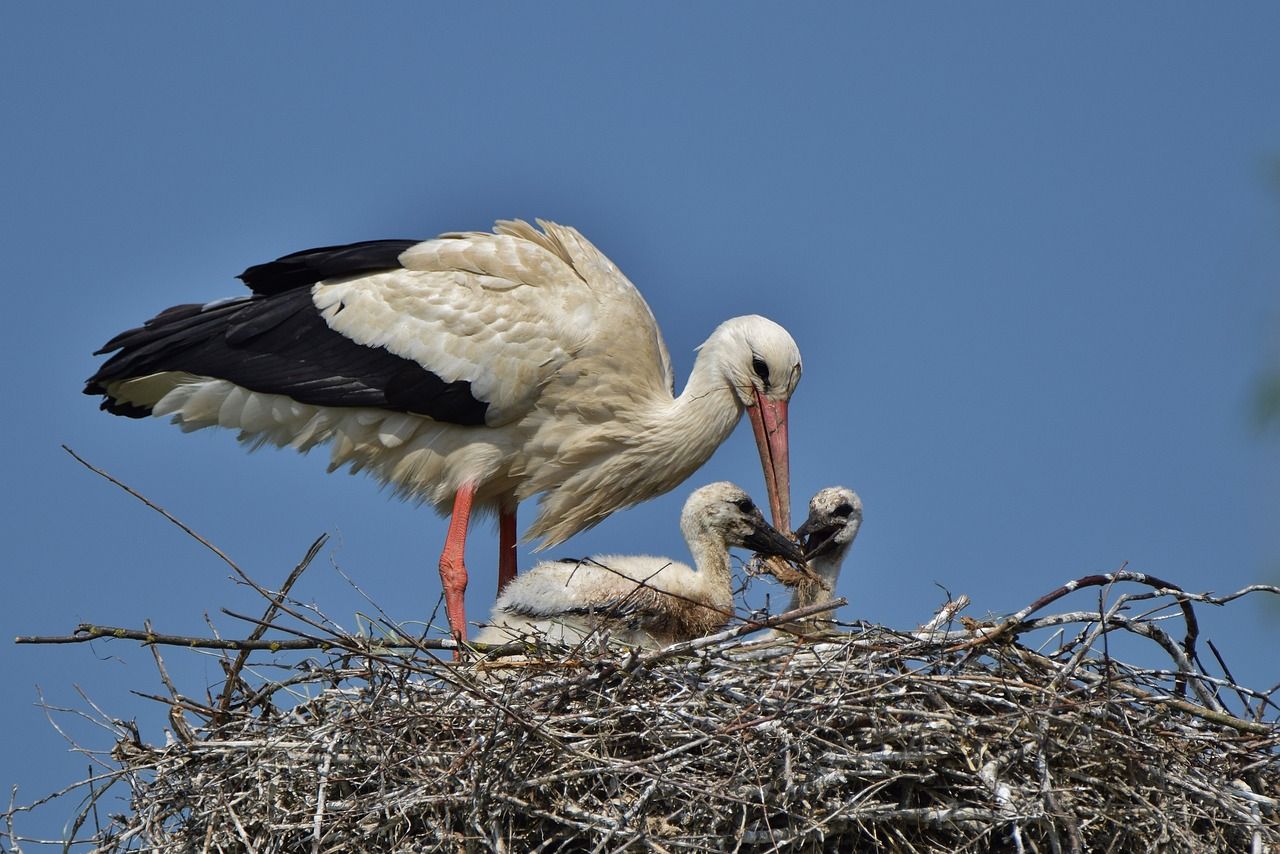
634, 351, 743, 489
787, 551, 844, 612
520, 342, 747, 547
683, 525, 735, 612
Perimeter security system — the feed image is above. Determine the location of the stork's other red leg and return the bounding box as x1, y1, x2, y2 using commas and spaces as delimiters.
497, 506, 518, 595
438, 482, 477, 646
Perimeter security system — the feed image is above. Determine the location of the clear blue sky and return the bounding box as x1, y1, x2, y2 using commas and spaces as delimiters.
3, 4, 1278, 846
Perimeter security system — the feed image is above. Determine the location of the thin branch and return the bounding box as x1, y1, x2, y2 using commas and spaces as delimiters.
1010, 644, 1273, 737
950, 570, 1203, 667
215, 534, 328, 723
15, 624, 439, 652
62, 445, 244, 576
14, 601, 845, 660
1206, 637, 1253, 718
915, 595, 971, 635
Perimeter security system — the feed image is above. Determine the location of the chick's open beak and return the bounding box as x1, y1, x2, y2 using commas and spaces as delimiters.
795, 516, 843, 561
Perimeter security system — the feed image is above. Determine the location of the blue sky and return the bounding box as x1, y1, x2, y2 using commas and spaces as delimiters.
3, 4, 1278, 846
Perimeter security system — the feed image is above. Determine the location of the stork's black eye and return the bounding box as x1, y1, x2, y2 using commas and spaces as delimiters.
832, 503, 854, 518
751, 356, 770, 384
734, 497, 756, 514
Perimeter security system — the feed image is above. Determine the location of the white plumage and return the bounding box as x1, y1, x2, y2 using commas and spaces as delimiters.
476, 482, 806, 649
86, 220, 803, 642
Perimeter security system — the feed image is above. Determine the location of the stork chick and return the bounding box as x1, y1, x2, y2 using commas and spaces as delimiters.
476, 482, 805, 649
782, 486, 863, 634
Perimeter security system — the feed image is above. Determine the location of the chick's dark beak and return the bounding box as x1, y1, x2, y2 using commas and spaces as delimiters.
743, 518, 807, 566
795, 517, 843, 561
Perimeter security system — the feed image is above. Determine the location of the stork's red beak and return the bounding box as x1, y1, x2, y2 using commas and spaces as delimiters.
748, 390, 791, 533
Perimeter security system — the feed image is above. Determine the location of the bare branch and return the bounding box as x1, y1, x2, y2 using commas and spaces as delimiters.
215, 534, 328, 723
62, 445, 244, 577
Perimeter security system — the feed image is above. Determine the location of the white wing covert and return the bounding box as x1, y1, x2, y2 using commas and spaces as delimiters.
314, 227, 595, 426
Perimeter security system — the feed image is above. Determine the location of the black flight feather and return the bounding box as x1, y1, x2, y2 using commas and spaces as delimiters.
86, 283, 489, 425
237, 239, 421, 295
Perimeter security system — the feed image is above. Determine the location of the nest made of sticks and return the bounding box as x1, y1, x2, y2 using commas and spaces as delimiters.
6, 553, 1279, 853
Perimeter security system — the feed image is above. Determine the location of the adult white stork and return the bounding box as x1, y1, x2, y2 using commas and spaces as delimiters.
476, 482, 805, 648
84, 219, 803, 642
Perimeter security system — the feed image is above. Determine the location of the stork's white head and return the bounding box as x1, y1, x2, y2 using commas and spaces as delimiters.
795, 486, 863, 570
698, 316, 802, 531
680, 482, 806, 566
702, 315, 803, 409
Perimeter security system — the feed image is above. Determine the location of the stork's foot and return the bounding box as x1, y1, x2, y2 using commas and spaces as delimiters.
439, 553, 469, 657
439, 483, 477, 659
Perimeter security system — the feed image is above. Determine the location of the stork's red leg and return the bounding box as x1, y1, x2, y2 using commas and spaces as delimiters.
497, 506, 518, 595
438, 482, 477, 646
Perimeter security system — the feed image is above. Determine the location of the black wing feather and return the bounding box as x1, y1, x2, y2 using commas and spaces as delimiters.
85, 288, 489, 425
237, 239, 421, 295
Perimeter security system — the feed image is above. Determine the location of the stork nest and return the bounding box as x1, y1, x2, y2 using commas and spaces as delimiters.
6, 570, 1279, 854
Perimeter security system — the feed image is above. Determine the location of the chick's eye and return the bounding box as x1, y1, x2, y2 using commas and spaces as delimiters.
751, 356, 770, 383
734, 497, 756, 514
832, 503, 854, 518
